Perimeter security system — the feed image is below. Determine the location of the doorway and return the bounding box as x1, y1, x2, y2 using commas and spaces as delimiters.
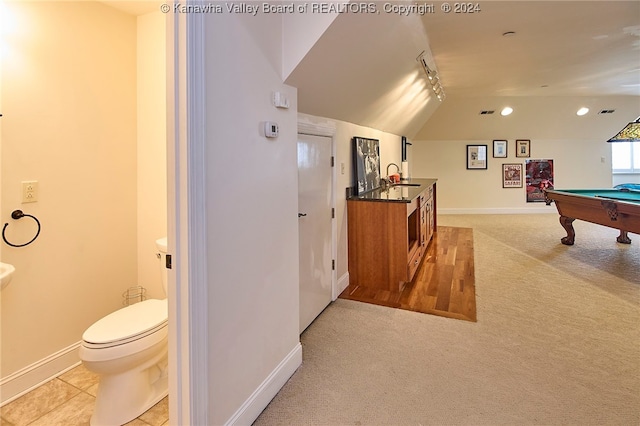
297, 133, 335, 333
0, 0, 171, 410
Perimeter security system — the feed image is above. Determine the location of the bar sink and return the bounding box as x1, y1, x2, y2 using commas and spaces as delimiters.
1, 262, 16, 290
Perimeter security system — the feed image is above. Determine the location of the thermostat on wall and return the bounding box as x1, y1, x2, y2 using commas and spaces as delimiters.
264, 121, 279, 138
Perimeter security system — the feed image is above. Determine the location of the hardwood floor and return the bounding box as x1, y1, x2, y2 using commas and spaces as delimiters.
339, 226, 477, 322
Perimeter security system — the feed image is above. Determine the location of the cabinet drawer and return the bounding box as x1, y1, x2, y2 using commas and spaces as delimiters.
407, 245, 423, 281
420, 186, 433, 203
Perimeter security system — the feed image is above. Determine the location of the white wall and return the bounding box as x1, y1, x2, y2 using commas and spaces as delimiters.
137, 11, 167, 299
412, 95, 639, 213
203, 12, 301, 424
282, 8, 339, 79
414, 96, 640, 141
0, 0, 137, 389
412, 138, 612, 213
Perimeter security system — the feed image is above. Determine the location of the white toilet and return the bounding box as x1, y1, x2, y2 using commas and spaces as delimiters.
80, 237, 169, 426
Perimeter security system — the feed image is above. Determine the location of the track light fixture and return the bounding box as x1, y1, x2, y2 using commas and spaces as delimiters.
416, 51, 445, 101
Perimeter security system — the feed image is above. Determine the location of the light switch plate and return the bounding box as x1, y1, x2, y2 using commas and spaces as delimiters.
272, 91, 289, 109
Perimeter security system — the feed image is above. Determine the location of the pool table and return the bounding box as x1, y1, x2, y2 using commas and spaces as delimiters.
544, 188, 640, 245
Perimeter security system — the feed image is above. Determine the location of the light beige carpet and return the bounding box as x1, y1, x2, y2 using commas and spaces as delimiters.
254, 214, 639, 426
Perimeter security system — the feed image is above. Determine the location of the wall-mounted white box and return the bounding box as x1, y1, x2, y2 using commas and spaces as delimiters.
272, 91, 289, 109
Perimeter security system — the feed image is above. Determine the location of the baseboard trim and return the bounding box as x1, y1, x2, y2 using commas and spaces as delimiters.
0, 341, 81, 406
334, 271, 349, 300
224, 342, 302, 426
439, 207, 557, 215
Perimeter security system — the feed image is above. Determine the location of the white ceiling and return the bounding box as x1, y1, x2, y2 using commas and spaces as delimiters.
285, 10, 440, 138
287, 1, 640, 138
98, 0, 639, 138
99, 0, 160, 16
423, 1, 640, 97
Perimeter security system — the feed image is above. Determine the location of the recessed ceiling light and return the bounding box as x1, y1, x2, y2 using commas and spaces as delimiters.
577, 107, 589, 116
501, 107, 513, 116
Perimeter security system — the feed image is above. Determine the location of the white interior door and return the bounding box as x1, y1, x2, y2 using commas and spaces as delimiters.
298, 133, 333, 334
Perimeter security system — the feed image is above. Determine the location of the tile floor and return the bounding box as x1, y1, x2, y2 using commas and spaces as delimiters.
0, 364, 168, 426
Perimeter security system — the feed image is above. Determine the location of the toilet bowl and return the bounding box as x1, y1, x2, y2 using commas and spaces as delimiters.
80, 238, 169, 426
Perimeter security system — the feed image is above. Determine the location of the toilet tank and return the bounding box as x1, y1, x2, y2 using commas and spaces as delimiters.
155, 237, 168, 296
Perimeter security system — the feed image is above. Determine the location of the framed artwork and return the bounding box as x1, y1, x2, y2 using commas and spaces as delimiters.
352, 136, 381, 195
502, 163, 523, 188
525, 159, 554, 202
466, 144, 487, 169
493, 140, 508, 158
516, 139, 531, 157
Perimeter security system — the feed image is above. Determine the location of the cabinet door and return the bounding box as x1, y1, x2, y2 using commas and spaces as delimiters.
427, 199, 434, 242
407, 243, 422, 281
420, 204, 427, 247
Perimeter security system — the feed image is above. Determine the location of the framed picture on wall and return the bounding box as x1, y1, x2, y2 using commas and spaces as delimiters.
526, 159, 554, 202
352, 137, 381, 195
466, 145, 488, 169
502, 163, 523, 188
493, 140, 508, 158
516, 139, 531, 157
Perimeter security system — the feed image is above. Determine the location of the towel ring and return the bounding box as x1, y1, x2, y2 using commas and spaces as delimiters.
2, 210, 41, 247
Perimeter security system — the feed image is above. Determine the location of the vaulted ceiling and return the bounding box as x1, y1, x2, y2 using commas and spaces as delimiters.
423, 1, 640, 98
100, 0, 640, 140
287, 1, 640, 139
284, 10, 438, 138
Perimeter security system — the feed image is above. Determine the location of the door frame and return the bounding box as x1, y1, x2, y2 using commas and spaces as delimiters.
297, 121, 338, 301
167, 5, 208, 425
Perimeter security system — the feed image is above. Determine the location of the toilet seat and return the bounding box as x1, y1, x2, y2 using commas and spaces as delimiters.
82, 299, 167, 349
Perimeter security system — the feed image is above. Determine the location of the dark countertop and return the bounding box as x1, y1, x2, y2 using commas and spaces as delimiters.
348, 178, 437, 203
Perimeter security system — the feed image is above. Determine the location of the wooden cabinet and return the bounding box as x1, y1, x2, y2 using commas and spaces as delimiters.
421, 184, 435, 249
347, 180, 437, 292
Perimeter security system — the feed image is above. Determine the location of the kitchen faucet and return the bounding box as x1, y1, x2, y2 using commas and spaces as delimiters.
386, 162, 400, 179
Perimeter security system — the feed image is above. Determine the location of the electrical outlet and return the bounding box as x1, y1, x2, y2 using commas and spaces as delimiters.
22, 181, 38, 203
